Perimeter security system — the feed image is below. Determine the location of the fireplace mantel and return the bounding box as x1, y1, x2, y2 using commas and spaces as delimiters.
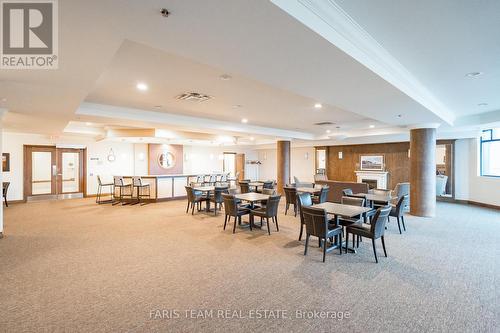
355, 171, 388, 189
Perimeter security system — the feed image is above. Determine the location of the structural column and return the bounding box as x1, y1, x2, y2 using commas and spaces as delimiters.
410, 127, 437, 217
276, 140, 290, 195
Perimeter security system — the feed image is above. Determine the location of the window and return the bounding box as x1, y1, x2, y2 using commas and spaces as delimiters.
480, 129, 500, 177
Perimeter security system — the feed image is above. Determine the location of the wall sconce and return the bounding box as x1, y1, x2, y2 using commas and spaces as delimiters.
304, 152, 309, 160
338, 151, 343, 159
209, 153, 215, 160
138, 152, 145, 161
263, 152, 267, 160
184, 153, 189, 161
408, 149, 411, 158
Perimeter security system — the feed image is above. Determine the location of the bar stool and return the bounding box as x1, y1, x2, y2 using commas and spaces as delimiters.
132, 177, 151, 205
112, 176, 132, 205
96, 175, 113, 204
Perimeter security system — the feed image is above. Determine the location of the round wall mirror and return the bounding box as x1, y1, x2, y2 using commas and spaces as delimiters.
158, 151, 175, 169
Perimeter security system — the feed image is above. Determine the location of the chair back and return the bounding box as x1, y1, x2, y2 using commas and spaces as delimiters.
372, 189, 391, 196
113, 176, 124, 186
2, 182, 9, 196
265, 195, 281, 216
196, 175, 205, 183
283, 187, 297, 205
342, 188, 353, 196
341, 196, 365, 207
263, 181, 274, 189
210, 174, 217, 183
302, 206, 329, 238
220, 173, 228, 182
393, 182, 410, 197
132, 177, 143, 187
185, 186, 195, 202
239, 182, 250, 194
314, 174, 328, 182
222, 194, 238, 216
213, 186, 229, 203
262, 188, 276, 196
394, 195, 408, 217
297, 192, 313, 225
97, 175, 103, 186
317, 185, 329, 203
371, 205, 392, 238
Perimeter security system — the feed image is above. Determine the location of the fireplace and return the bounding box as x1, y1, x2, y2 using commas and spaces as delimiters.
362, 179, 378, 190
355, 171, 388, 189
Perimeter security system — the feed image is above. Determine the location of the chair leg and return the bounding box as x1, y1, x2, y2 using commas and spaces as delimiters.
192, 202, 195, 215
266, 217, 271, 235
294, 204, 297, 217
372, 238, 378, 263
318, 237, 321, 248
338, 233, 342, 255
186, 201, 190, 213
214, 203, 217, 216
4, 196, 8, 207
322, 238, 327, 262
345, 231, 349, 253
397, 217, 402, 234
275, 216, 279, 232
233, 216, 237, 234
298, 223, 303, 241
223, 215, 228, 230
285, 203, 289, 215
381, 236, 387, 257
401, 216, 406, 231
304, 234, 310, 255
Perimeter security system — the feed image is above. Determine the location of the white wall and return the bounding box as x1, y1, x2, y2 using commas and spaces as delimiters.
257, 147, 315, 183
2, 132, 135, 200
133, 143, 148, 175
455, 138, 500, 206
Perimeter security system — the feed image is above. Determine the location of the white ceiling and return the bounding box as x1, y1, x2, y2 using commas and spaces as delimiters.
1, 0, 499, 145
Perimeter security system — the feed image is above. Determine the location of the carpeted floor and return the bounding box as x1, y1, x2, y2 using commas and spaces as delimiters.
0, 198, 498, 332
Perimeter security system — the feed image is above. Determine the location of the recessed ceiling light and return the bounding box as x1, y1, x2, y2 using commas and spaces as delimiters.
477, 103, 488, 107
369, 125, 375, 128
397, 114, 402, 118
465, 72, 482, 78
219, 74, 232, 80
154, 105, 162, 109
85, 122, 92, 126
241, 118, 248, 123
232, 104, 242, 108
326, 129, 331, 133
136, 82, 148, 91
314, 103, 322, 109
250, 137, 255, 141
1, 98, 6, 102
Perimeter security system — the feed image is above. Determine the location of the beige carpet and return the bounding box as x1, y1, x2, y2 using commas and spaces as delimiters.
0, 198, 498, 332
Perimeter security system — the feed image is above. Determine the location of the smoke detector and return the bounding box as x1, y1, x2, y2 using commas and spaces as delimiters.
176, 92, 213, 102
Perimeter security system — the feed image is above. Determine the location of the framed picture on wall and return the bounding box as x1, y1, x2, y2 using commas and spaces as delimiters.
2, 153, 10, 172
360, 155, 384, 171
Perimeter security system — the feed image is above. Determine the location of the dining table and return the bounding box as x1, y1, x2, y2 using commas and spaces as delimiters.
296, 186, 322, 194
312, 202, 373, 252
248, 181, 265, 192
192, 186, 215, 212
351, 192, 395, 208
234, 192, 270, 229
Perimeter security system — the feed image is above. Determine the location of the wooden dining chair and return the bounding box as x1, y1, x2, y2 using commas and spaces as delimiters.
283, 186, 298, 216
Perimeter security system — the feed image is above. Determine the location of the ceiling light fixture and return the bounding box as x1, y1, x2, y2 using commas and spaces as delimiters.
465, 72, 483, 78
136, 82, 148, 91
369, 125, 375, 128
0, 98, 6, 102
326, 129, 331, 133
219, 74, 232, 80
250, 137, 255, 141
397, 114, 402, 118
85, 122, 92, 126
154, 105, 162, 109
241, 118, 248, 123
477, 103, 488, 107
160, 8, 170, 17
314, 103, 322, 109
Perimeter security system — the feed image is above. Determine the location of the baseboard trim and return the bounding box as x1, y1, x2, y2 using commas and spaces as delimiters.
4, 199, 25, 205
443, 198, 500, 210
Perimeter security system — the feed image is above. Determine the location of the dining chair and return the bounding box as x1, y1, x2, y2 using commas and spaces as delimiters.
2, 182, 10, 207
239, 182, 250, 194
112, 176, 132, 205
283, 186, 298, 216
389, 195, 408, 234
338, 196, 366, 248
222, 194, 250, 233
184, 186, 209, 215
132, 177, 151, 205
312, 185, 329, 204
342, 188, 353, 196
96, 176, 113, 204
249, 195, 281, 235
302, 206, 343, 262
210, 186, 229, 216
262, 181, 274, 189
346, 205, 392, 263
259, 188, 276, 208
297, 192, 312, 241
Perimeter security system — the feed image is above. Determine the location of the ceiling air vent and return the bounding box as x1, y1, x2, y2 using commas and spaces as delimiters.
176, 92, 212, 102
314, 121, 335, 126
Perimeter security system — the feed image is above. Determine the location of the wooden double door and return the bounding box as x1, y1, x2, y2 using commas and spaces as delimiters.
24, 145, 86, 200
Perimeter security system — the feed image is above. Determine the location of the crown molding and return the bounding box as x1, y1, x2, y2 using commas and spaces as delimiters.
271, 0, 455, 125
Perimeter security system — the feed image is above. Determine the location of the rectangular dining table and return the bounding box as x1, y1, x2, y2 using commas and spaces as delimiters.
312, 202, 373, 252
296, 186, 322, 194
351, 193, 395, 208
192, 186, 215, 212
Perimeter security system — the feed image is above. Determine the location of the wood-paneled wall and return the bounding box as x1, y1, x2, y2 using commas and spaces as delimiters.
326, 142, 410, 190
